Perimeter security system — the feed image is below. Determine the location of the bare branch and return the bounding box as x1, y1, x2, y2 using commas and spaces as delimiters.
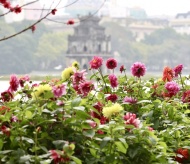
22, 0, 79, 11
0, 12, 51, 42
0, 0, 39, 17
45, 0, 107, 24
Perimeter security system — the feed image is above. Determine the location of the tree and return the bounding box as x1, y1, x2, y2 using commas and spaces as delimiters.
35, 31, 72, 70
143, 28, 181, 45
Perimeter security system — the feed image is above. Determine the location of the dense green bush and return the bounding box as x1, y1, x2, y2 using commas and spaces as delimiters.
0, 57, 189, 163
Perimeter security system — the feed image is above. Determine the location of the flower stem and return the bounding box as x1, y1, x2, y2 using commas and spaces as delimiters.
98, 68, 108, 93
179, 74, 185, 90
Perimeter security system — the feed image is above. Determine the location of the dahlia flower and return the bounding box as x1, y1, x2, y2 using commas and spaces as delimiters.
102, 103, 123, 118
131, 62, 146, 78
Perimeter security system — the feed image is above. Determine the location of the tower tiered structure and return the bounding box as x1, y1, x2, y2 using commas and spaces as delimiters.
66, 14, 111, 70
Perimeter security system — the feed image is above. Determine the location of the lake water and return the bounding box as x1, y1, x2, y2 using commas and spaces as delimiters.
0, 81, 10, 93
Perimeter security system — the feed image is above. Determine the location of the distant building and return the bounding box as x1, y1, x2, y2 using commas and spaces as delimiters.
170, 11, 190, 35
129, 7, 147, 20
128, 19, 168, 41
66, 14, 111, 70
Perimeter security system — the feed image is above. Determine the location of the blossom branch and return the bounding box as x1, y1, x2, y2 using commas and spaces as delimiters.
0, 0, 39, 17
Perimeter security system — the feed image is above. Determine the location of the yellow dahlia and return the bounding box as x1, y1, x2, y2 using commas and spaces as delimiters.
61, 67, 74, 81
72, 61, 80, 70
32, 84, 52, 100
102, 103, 123, 118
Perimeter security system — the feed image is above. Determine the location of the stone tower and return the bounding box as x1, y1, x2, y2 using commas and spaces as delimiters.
66, 14, 111, 70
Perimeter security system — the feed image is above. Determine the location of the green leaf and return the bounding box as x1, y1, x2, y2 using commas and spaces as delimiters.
25, 110, 33, 119
71, 97, 81, 107
184, 110, 190, 114
137, 100, 152, 104
70, 156, 82, 164
113, 126, 125, 132
168, 108, 174, 119
118, 138, 128, 150
75, 110, 89, 119
73, 106, 85, 111
22, 137, 34, 144
100, 137, 112, 149
0, 150, 13, 154
53, 140, 67, 148
83, 129, 95, 138
19, 155, 31, 162
90, 148, 97, 158
90, 72, 99, 80
0, 139, 3, 150
115, 141, 127, 154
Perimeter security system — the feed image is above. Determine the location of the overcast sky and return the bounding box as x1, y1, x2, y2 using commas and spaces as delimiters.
119, 0, 190, 16
40, 0, 190, 16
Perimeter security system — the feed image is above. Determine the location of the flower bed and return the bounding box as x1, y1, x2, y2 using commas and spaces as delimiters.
0, 57, 190, 163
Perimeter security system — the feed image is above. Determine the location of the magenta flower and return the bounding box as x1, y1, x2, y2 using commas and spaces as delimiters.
106, 94, 118, 102
79, 81, 94, 96
73, 85, 82, 94
173, 64, 183, 77
88, 120, 97, 128
49, 150, 66, 164
11, 115, 18, 123
165, 81, 180, 97
1, 125, 10, 136
89, 56, 103, 69
72, 70, 86, 85
56, 100, 65, 106
131, 62, 146, 78
106, 58, 117, 69
19, 75, 30, 87
52, 84, 66, 98
148, 127, 154, 131
93, 102, 103, 112
100, 116, 108, 124
1, 90, 13, 102
182, 90, 190, 103
9, 74, 19, 92
123, 112, 140, 128
120, 65, 125, 73
123, 97, 137, 104
108, 74, 118, 88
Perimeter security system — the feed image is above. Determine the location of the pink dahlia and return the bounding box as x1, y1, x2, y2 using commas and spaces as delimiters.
108, 74, 118, 88
165, 81, 180, 97
1, 90, 13, 102
19, 75, 30, 87
72, 70, 86, 85
1, 125, 10, 136
120, 65, 125, 73
106, 58, 117, 69
52, 84, 66, 98
106, 94, 118, 102
123, 97, 137, 104
182, 90, 190, 103
49, 150, 69, 164
79, 81, 94, 96
123, 112, 140, 128
9, 74, 19, 92
73, 85, 82, 94
173, 64, 183, 77
131, 62, 146, 78
89, 56, 103, 69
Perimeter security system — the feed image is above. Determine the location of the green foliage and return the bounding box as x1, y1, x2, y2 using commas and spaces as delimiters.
0, 59, 190, 163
